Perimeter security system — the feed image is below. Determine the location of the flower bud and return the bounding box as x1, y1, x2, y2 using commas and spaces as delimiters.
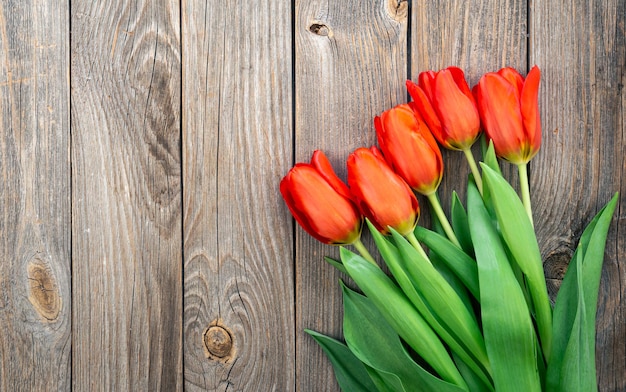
347, 147, 420, 236
473, 66, 542, 164
280, 150, 362, 245
407, 67, 481, 150
375, 103, 443, 195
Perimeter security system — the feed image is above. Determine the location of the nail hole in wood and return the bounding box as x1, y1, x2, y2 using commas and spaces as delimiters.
309, 23, 330, 36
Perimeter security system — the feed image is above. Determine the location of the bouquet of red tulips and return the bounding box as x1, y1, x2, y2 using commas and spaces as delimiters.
280, 66, 618, 392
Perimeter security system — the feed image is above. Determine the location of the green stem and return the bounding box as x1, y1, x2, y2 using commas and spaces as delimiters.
463, 148, 483, 194
352, 238, 377, 266
517, 163, 534, 226
427, 193, 462, 248
405, 232, 432, 265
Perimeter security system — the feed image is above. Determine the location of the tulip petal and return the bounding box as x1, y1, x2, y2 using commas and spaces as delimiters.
374, 115, 385, 139
280, 169, 329, 243
311, 150, 353, 201
347, 148, 419, 236
418, 70, 437, 101
520, 66, 542, 160
447, 66, 476, 104
433, 70, 481, 149
475, 73, 525, 163
281, 165, 360, 244
369, 145, 387, 162
376, 105, 443, 195
497, 67, 524, 98
407, 80, 444, 140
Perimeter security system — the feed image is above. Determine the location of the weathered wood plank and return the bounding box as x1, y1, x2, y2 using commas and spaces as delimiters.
531, 1, 625, 390
0, 1, 71, 390
71, 1, 182, 390
411, 0, 528, 219
295, 1, 408, 390
182, 1, 294, 390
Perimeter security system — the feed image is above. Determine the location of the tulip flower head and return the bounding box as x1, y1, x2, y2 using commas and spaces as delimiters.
280, 150, 362, 245
407, 67, 481, 150
347, 146, 420, 236
474, 66, 542, 165
375, 103, 444, 196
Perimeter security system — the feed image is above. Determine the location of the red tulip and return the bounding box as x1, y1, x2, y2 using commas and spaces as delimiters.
280, 150, 362, 245
347, 147, 420, 236
473, 66, 541, 164
407, 67, 481, 150
375, 103, 443, 195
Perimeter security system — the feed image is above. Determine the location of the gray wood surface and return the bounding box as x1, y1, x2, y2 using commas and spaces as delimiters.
0, 1, 71, 391
0, 0, 623, 391
70, 0, 182, 390
181, 0, 294, 391
531, 1, 626, 391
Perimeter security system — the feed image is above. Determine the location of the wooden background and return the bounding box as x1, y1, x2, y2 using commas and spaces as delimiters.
0, 0, 623, 391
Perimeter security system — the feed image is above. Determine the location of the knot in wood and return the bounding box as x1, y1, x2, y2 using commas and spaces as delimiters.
27, 260, 61, 322
204, 325, 233, 358
544, 251, 572, 280
387, 0, 408, 20
544, 250, 573, 302
309, 23, 330, 37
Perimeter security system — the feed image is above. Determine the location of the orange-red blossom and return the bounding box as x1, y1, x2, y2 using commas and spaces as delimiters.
375, 102, 444, 196
280, 150, 362, 245
473, 66, 542, 165
407, 66, 481, 150
347, 146, 420, 236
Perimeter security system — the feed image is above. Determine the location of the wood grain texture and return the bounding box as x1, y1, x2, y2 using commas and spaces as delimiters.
295, 1, 408, 390
182, 1, 294, 390
0, 1, 622, 390
411, 0, 528, 220
71, 1, 182, 390
530, 1, 625, 390
0, 1, 71, 390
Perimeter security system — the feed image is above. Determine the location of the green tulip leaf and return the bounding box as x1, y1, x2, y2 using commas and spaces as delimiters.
342, 284, 466, 392
413, 226, 480, 300
425, 201, 474, 306
451, 191, 475, 256
428, 249, 474, 315
482, 140, 503, 177
389, 229, 491, 384
368, 219, 469, 313
339, 247, 467, 390
363, 366, 406, 392
547, 193, 618, 392
481, 163, 553, 361
467, 180, 542, 392
452, 352, 496, 392
324, 256, 348, 275
305, 329, 378, 392
367, 221, 488, 389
